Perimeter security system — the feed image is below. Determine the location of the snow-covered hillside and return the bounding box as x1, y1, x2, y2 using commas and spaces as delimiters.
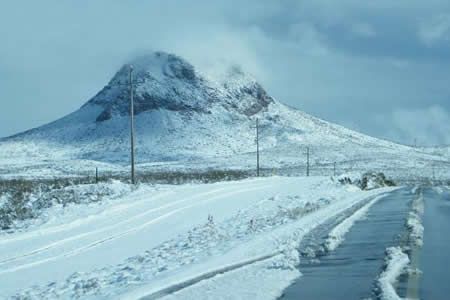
0, 51, 448, 178
421, 145, 450, 158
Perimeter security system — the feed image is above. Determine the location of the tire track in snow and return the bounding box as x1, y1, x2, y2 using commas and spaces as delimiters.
137, 253, 281, 300
0, 189, 176, 245
0, 183, 272, 275
0, 182, 265, 265
0, 179, 263, 246
0, 192, 172, 248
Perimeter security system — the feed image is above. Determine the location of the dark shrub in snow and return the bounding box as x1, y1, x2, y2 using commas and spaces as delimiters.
338, 172, 396, 190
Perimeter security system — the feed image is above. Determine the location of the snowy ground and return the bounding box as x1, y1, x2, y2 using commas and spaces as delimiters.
0, 176, 396, 299
1, 150, 449, 183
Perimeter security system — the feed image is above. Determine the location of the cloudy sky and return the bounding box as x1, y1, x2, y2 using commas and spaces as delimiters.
1, 0, 450, 146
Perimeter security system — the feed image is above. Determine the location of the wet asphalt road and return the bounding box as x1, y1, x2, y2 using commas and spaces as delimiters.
418, 188, 450, 300
281, 188, 412, 300
281, 187, 450, 300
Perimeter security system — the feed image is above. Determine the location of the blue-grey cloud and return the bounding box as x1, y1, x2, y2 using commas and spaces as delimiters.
1, 0, 450, 145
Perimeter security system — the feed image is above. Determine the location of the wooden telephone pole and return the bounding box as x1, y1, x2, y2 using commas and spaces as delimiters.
129, 65, 136, 184
306, 147, 310, 177
256, 118, 260, 177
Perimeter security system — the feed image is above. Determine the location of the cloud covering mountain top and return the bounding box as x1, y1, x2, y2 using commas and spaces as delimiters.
1, 0, 450, 145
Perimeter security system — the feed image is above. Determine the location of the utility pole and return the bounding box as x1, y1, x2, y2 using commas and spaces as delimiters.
95, 167, 98, 184
129, 65, 136, 184
306, 147, 310, 177
256, 118, 260, 177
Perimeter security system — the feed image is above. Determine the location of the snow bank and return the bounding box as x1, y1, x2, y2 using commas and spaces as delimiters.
406, 192, 424, 247
433, 186, 445, 194
377, 247, 410, 300
324, 194, 385, 251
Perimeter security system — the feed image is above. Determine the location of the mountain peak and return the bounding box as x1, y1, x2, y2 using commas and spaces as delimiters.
86, 51, 273, 122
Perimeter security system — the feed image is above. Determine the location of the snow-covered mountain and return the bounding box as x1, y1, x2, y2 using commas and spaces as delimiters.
0, 51, 448, 178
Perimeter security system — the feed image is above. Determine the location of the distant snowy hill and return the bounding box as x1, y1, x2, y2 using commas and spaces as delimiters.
421, 146, 450, 158
0, 51, 448, 178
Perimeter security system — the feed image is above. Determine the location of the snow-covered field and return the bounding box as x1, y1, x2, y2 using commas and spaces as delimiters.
0, 176, 396, 299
